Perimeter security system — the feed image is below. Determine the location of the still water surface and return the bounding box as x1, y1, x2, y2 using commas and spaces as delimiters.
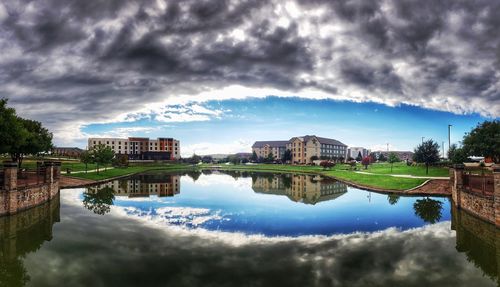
0, 170, 498, 286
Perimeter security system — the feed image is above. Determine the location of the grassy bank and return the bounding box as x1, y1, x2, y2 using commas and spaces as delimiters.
64, 161, 445, 191
214, 164, 432, 190
67, 164, 197, 181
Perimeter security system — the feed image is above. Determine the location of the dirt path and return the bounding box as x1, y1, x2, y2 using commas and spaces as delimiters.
405, 179, 450, 195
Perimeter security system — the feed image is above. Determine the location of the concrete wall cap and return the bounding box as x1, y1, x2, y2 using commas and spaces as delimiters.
3, 161, 18, 167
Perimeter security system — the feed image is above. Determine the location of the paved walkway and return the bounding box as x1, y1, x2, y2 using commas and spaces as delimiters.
354, 171, 449, 180
68, 167, 114, 174
59, 176, 95, 188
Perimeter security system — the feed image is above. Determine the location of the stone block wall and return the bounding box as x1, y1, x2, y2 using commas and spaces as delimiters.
0, 162, 60, 216
450, 164, 500, 228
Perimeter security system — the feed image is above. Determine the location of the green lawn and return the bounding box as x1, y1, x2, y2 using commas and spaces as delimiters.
18, 160, 109, 172
212, 163, 437, 190
358, 162, 449, 177
52, 160, 446, 190
68, 164, 196, 181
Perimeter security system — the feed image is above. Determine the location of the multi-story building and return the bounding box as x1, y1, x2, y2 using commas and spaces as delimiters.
88, 137, 180, 160
287, 135, 347, 164
347, 147, 371, 160
252, 135, 347, 164
252, 141, 288, 160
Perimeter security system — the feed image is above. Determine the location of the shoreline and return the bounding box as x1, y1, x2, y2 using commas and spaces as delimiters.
60, 164, 451, 197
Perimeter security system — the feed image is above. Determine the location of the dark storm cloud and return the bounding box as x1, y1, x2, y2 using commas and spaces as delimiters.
0, 0, 499, 143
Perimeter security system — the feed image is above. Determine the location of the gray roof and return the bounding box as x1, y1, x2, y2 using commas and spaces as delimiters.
252, 141, 288, 148
290, 135, 347, 146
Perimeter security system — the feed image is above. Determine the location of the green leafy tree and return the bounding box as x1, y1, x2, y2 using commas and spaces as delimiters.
413, 198, 443, 224
355, 151, 363, 161
413, 140, 440, 175
461, 120, 500, 163
250, 151, 258, 162
265, 152, 274, 163
1, 99, 54, 168
282, 149, 292, 163
92, 144, 115, 174
447, 144, 469, 164
80, 150, 94, 173
0, 99, 28, 158
387, 152, 400, 173
378, 153, 387, 162
189, 154, 201, 164
201, 155, 213, 163
83, 186, 115, 215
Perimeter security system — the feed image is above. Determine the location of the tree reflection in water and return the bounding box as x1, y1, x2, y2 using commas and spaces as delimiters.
387, 194, 400, 205
83, 186, 115, 215
413, 197, 443, 224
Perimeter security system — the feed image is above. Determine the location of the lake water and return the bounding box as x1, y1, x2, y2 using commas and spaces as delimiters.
0, 170, 498, 286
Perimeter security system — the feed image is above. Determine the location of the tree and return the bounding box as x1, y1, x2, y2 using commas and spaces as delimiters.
413, 198, 443, 224
83, 186, 115, 215
387, 194, 400, 205
320, 161, 335, 170
250, 151, 258, 162
189, 154, 201, 164
0, 99, 28, 159
282, 149, 292, 163
9, 118, 53, 168
80, 150, 94, 173
92, 144, 115, 173
413, 140, 440, 175
369, 152, 377, 163
387, 152, 399, 173
113, 154, 129, 167
378, 153, 387, 162
448, 144, 469, 164
201, 155, 213, 163
265, 152, 274, 163
356, 151, 363, 161
361, 156, 371, 169
461, 120, 500, 163
310, 155, 319, 162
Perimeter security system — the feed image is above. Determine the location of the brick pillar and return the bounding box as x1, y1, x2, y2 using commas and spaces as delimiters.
53, 162, 61, 179
452, 164, 465, 208
493, 164, 500, 227
3, 162, 18, 191
44, 162, 54, 184
4, 162, 19, 215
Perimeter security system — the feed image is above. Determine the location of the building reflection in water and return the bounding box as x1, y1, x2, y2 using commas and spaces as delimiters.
87, 173, 181, 198
0, 194, 60, 287
451, 205, 499, 286
221, 171, 348, 205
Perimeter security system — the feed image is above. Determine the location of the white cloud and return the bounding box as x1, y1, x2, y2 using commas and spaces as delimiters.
182, 139, 252, 157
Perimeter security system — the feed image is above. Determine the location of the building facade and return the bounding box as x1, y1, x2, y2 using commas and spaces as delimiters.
347, 147, 371, 160
252, 136, 347, 164
287, 135, 347, 164
252, 141, 288, 160
88, 137, 180, 160
52, 147, 84, 158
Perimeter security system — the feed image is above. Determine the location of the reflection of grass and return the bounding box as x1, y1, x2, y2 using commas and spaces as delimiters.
214, 164, 428, 190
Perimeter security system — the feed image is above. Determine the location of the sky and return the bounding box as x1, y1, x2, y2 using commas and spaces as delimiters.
0, 0, 498, 156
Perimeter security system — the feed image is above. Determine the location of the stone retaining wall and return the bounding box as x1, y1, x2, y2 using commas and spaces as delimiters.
0, 162, 61, 216
450, 164, 500, 227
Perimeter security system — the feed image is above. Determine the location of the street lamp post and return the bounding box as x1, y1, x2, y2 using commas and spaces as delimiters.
448, 124, 452, 158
